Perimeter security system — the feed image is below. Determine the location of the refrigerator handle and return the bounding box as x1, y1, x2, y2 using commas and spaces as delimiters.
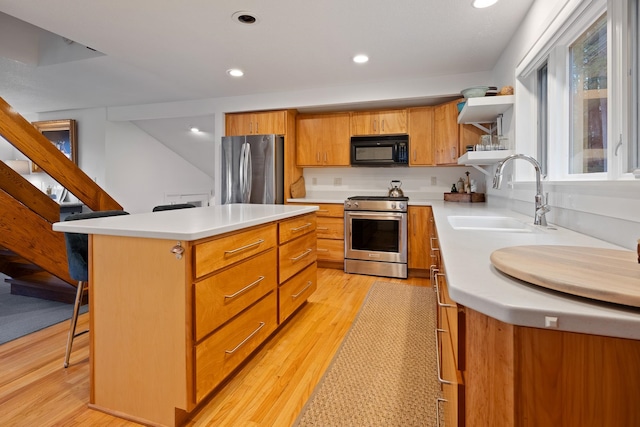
245, 144, 252, 202
239, 142, 247, 199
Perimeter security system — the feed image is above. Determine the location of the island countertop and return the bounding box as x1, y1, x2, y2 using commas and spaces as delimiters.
53, 204, 319, 241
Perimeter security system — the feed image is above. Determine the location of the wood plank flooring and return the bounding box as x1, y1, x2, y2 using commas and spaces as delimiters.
0, 268, 428, 426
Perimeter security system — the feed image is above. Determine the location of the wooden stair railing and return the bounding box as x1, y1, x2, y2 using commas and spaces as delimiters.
0, 95, 123, 289
0, 96, 122, 212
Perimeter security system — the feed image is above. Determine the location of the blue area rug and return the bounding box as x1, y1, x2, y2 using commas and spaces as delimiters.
0, 282, 87, 345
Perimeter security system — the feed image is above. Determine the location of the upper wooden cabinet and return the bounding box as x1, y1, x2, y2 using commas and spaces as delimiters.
296, 113, 350, 166
434, 100, 461, 165
350, 109, 407, 135
434, 100, 486, 165
225, 110, 286, 136
408, 107, 435, 166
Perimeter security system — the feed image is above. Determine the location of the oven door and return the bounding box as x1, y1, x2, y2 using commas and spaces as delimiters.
345, 211, 407, 263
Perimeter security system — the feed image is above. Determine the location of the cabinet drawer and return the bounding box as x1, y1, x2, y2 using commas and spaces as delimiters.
314, 203, 344, 217
316, 217, 344, 239
194, 249, 277, 341
278, 213, 316, 244
279, 232, 317, 283
317, 238, 344, 262
194, 223, 277, 278
194, 292, 277, 403
279, 263, 317, 323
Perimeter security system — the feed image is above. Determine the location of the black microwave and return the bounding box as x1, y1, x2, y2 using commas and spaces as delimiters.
350, 135, 409, 166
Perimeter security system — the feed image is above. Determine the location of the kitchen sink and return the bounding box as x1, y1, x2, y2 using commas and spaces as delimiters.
447, 215, 534, 232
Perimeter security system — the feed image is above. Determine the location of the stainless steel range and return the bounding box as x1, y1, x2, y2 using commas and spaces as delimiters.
344, 195, 408, 279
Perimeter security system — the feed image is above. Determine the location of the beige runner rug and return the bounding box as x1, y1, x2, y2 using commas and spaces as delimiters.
294, 281, 440, 427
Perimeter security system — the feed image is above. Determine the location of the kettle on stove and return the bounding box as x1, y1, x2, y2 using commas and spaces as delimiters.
387, 180, 404, 198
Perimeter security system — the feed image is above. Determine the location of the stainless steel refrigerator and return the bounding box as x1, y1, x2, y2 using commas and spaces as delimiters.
220, 134, 284, 204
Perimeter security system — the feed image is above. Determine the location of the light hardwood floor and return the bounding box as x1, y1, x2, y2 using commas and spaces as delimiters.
0, 268, 428, 426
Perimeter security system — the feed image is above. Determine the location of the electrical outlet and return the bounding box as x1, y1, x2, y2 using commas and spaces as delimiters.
333, 177, 342, 186
430, 176, 437, 186
312, 177, 317, 185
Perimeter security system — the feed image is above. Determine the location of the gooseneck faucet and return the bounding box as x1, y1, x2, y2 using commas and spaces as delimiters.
493, 154, 550, 226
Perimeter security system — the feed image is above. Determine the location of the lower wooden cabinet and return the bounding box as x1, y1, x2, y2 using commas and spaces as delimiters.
279, 262, 317, 323
408, 206, 432, 270
288, 203, 344, 266
194, 249, 277, 341
195, 292, 278, 402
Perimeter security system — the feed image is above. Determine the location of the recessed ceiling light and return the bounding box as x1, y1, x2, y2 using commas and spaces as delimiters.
472, 0, 498, 8
227, 68, 244, 77
353, 54, 369, 64
190, 127, 200, 133
232, 11, 259, 25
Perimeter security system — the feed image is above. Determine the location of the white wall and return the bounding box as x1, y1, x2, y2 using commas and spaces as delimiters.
104, 121, 214, 213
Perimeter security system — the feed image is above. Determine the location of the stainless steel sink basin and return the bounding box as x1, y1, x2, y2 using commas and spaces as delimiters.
447, 215, 534, 232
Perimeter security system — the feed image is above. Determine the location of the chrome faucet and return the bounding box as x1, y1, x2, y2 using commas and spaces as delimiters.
493, 154, 549, 226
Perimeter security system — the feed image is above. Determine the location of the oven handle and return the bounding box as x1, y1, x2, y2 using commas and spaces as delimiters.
345, 212, 406, 219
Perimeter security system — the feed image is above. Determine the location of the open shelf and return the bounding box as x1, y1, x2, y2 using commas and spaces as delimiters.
457, 95, 514, 124
458, 150, 515, 176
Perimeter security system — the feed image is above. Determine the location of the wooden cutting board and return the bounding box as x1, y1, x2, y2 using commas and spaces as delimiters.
490, 245, 640, 308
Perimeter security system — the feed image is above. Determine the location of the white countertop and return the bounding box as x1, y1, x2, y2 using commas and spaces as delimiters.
289, 194, 640, 340
429, 201, 640, 340
53, 204, 318, 241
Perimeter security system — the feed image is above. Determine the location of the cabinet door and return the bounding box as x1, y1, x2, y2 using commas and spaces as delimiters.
225, 113, 253, 136
434, 100, 460, 165
255, 111, 286, 135
225, 111, 286, 136
296, 113, 350, 166
408, 107, 434, 165
349, 111, 376, 135
378, 109, 407, 134
408, 206, 431, 269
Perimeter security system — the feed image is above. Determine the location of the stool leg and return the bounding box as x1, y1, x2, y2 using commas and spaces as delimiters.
64, 280, 86, 368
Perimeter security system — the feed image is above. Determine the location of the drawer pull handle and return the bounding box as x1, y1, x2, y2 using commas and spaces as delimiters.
291, 223, 312, 232
436, 397, 447, 427
292, 281, 313, 298
291, 248, 313, 261
435, 329, 453, 385
317, 227, 329, 231
435, 273, 455, 308
317, 248, 329, 252
225, 321, 266, 354
224, 276, 265, 300
224, 239, 265, 255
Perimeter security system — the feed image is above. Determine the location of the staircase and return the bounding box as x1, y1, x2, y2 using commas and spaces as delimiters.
0, 96, 123, 303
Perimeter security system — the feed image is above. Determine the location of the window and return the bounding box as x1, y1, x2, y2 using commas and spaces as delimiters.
569, 14, 608, 174
518, 0, 638, 181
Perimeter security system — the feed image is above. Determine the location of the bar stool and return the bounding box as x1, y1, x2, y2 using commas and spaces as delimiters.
152, 203, 196, 212
63, 210, 129, 368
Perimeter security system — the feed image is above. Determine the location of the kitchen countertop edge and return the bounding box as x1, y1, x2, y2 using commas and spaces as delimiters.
53, 204, 319, 241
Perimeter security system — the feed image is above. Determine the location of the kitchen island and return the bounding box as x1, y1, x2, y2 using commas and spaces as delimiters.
53, 204, 319, 427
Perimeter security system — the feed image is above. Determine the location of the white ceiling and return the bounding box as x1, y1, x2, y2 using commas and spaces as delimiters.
0, 0, 535, 114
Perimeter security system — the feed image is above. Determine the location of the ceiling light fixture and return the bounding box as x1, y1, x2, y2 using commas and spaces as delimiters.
227, 68, 244, 77
353, 54, 369, 64
472, 0, 498, 8
190, 127, 200, 133
232, 11, 259, 25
